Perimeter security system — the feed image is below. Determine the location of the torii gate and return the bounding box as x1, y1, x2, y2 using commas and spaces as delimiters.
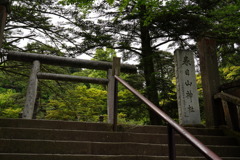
1, 0, 238, 129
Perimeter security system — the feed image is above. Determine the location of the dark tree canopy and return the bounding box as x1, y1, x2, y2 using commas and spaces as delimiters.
3, 0, 87, 57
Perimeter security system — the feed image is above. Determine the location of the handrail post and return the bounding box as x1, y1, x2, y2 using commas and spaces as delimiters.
168, 124, 176, 160
22, 60, 40, 119
214, 92, 240, 130
221, 99, 233, 129
107, 57, 121, 131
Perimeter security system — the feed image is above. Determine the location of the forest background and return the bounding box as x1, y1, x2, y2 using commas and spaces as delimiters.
0, 0, 239, 125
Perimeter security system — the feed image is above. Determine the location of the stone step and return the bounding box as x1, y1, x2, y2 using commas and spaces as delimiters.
0, 118, 112, 131
0, 139, 240, 157
120, 125, 225, 136
1, 154, 240, 160
0, 153, 205, 160
0, 153, 239, 160
0, 118, 225, 136
0, 127, 237, 146
1, 118, 239, 159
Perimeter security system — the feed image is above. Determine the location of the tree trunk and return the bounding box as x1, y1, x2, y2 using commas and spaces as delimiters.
140, 7, 162, 125
0, 4, 7, 47
197, 38, 224, 127
141, 53, 162, 125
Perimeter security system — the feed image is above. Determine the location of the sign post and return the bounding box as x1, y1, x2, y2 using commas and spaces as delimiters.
174, 50, 201, 125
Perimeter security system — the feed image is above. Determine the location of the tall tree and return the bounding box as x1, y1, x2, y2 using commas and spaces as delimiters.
59, 0, 181, 124
60, 0, 240, 124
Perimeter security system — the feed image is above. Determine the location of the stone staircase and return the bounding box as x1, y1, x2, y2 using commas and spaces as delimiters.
0, 118, 240, 160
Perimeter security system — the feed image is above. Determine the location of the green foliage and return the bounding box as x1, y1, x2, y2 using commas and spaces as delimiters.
0, 89, 23, 118
1, 108, 22, 118
25, 42, 65, 56
0, 90, 20, 108
152, 51, 177, 119
59, 0, 93, 7
220, 66, 240, 81
118, 89, 150, 124
217, 43, 240, 83
45, 86, 107, 122
59, 0, 94, 16
0, 62, 29, 119
93, 48, 116, 62
71, 48, 116, 89
106, 0, 115, 5
207, 1, 240, 41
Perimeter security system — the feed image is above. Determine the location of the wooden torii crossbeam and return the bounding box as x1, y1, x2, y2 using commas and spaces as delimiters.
1, 49, 136, 126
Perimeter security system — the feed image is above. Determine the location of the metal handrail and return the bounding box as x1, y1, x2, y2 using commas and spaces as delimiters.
115, 75, 222, 160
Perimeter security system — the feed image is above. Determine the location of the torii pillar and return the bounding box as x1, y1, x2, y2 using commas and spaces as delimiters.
0, 0, 10, 47
197, 37, 224, 127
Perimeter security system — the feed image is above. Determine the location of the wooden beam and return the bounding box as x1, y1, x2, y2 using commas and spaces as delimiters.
37, 72, 108, 85
112, 57, 121, 76
214, 92, 240, 105
197, 37, 222, 127
214, 92, 240, 130
22, 60, 40, 119
221, 99, 233, 129
5, 50, 137, 73
237, 106, 240, 129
